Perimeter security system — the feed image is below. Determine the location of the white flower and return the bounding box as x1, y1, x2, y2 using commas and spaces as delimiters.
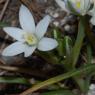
55, 0, 95, 25
88, 1, 95, 25
87, 84, 95, 95
89, 8, 95, 25
2, 5, 58, 57
55, 0, 92, 15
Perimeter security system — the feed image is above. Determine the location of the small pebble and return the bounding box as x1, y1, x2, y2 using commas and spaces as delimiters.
53, 13, 59, 18
53, 21, 60, 27
29, 78, 36, 84
87, 84, 95, 95
64, 24, 71, 32
61, 18, 68, 26
89, 84, 95, 90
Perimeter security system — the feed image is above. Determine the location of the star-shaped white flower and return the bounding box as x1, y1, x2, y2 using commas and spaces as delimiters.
55, 0, 95, 25
55, 0, 92, 15
2, 5, 58, 57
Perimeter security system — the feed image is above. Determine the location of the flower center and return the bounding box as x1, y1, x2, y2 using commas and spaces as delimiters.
70, 0, 81, 8
23, 32, 38, 45
76, 1, 81, 8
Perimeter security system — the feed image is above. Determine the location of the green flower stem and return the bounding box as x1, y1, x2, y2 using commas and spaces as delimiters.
71, 16, 85, 67
20, 64, 95, 95
60, 16, 88, 93
69, 17, 90, 93
69, 16, 95, 93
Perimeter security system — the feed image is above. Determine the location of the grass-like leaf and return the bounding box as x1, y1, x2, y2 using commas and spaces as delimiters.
0, 77, 30, 85
20, 64, 95, 95
0, 21, 9, 28
41, 90, 76, 95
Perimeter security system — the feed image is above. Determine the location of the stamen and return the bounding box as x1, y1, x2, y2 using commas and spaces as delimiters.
76, 1, 81, 8
23, 32, 38, 45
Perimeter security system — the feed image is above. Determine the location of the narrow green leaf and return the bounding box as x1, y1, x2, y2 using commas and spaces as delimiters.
63, 36, 72, 57
20, 64, 95, 95
57, 39, 65, 57
53, 28, 62, 39
41, 90, 76, 95
53, 28, 65, 57
0, 77, 30, 85
0, 21, 9, 28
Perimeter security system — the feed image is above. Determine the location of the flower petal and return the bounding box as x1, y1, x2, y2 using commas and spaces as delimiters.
35, 15, 51, 39
90, 16, 95, 25
55, 0, 69, 13
89, 7, 95, 25
37, 37, 58, 51
3, 27, 24, 41
84, 0, 90, 11
19, 5, 35, 33
24, 45, 36, 57
2, 42, 25, 56
81, 0, 91, 15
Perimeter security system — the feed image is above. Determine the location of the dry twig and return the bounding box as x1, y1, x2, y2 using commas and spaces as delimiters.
0, 0, 10, 53
0, 0, 5, 4
0, 0, 10, 21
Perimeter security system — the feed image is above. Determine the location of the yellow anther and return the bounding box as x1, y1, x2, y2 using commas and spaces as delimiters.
76, 1, 81, 8
23, 32, 37, 45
